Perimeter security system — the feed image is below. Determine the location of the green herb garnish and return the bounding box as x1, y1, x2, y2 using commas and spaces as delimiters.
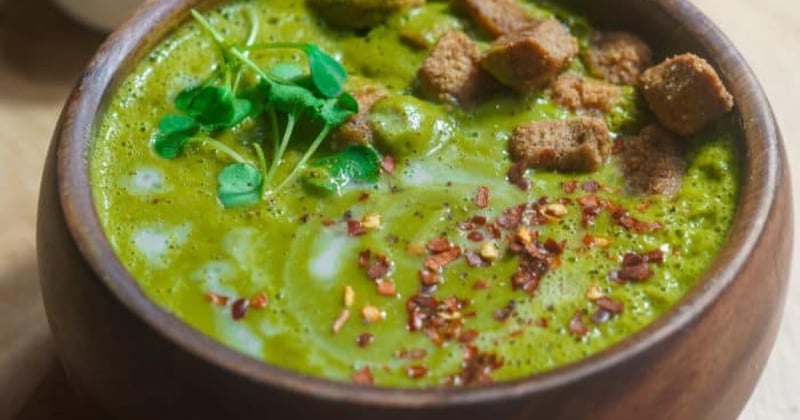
217, 162, 264, 208
151, 7, 366, 207
302, 144, 382, 194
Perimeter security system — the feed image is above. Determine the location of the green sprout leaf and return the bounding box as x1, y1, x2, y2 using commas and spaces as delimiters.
165, 9, 364, 205
217, 163, 263, 208
316, 92, 359, 126
268, 63, 306, 82
174, 85, 252, 131
267, 82, 325, 116
245, 42, 347, 99
303, 44, 347, 98
302, 144, 382, 194
153, 114, 199, 158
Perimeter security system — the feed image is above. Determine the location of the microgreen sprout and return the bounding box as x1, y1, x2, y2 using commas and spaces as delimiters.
152, 8, 375, 208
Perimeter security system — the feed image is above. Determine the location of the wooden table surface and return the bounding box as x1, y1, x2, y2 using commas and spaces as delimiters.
0, 0, 797, 418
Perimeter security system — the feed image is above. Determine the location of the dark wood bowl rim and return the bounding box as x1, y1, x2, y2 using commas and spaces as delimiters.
54, 0, 782, 409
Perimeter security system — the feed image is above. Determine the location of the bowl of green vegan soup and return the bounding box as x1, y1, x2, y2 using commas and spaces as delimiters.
37, 0, 791, 418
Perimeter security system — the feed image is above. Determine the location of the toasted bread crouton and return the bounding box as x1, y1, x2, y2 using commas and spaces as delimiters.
620, 125, 685, 195
509, 117, 611, 172
481, 19, 578, 94
309, 0, 425, 29
418, 30, 502, 104
453, 0, 538, 37
640, 53, 734, 135
583, 31, 653, 85
550, 73, 623, 114
331, 85, 390, 147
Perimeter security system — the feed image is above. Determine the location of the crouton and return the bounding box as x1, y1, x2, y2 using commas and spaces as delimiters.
309, 0, 425, 29
331, 85, 389, 147
620, 125, 685, 195
418, 30, 502, 104
453, 0, 538, 37
583, 31, 653, 85
509, 117, 611, 172
550, 73, 623, 114
639, 53, 734, 135
481, 19, 578, 94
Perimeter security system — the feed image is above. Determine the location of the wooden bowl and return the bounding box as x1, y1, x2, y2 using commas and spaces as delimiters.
36, 0, 792, 418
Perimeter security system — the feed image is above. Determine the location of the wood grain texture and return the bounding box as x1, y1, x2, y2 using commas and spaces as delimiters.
0, 0, 796, 418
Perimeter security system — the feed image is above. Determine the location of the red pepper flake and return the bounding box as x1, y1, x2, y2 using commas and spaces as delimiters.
352, 366, 374, 385
644, 249, 665, 264
470, 215, 488, 226
206, 291, 230, 306
426, 237, 452, 253
358, 250, 371, 268
356, 333, 374, 348
610, 251, 655, 283
622, 252, 645, 266
467, 231, 485, 242
322, 219, 337, 227
407, 365, 429, 379
464, 252, 487, 268
561, 180, 578, 193
367, 260, 390, 280
581, 180, 599, 192
611, 208, 663, 233
358, 192, 371, 202
444, 346, 503, 387
395, 348, 428, 360
496, 205, 525, 229
492, 302, 514, 322
536, 317, 549, 328
347, 220, 367, 237
635, 200, 650, 211
568, 310, 588, 337
475, 186, 490, 209
249, 292, 269, 309
418, 269, 441, 287
231, 298, 249, 321
458, 329, 480, 343
613, 264, 653, 283
424, 246, 462, 271
577, 195, 603, 226
507, 160, 531, 191
381, 155, 396, 174
507, 232, 564, 294
592, 309, 611, 324
376, 280, 397, 297
406, 294, 468, 345
472, 279, 490, 290
457, 221, 475, 231
486, 223, 502, 239
594, 297, 624, 314
510, 263, 542, 294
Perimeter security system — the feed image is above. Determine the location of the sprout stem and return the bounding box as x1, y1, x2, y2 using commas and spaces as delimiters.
271, 124, 332, 195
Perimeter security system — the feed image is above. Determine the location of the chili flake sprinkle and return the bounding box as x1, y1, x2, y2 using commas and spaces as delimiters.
352, 366, 374, 385
356, 333, 375, 348
475, 186, 490, 208
206, 291, 229, 306
231, 298, 249, 321
568, 310, 589, 337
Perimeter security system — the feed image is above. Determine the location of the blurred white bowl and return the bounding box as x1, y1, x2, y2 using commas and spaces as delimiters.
52, 0, 143, 32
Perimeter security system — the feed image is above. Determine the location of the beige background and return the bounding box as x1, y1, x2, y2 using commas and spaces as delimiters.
0, 0, 797, 418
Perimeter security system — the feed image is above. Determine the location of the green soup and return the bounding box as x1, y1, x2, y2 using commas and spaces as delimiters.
90, 0, 738, 387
